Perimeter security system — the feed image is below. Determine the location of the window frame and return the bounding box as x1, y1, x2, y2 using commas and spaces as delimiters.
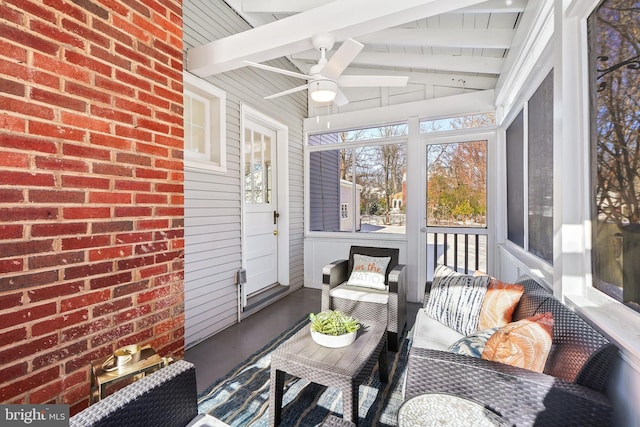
183, 72, 227, 174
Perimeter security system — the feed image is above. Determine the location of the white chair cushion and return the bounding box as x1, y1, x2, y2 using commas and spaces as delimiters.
329, 283, 390, 304
411, 308, 464, 351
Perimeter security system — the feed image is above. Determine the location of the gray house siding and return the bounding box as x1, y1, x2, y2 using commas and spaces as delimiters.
183, 0, 306, 347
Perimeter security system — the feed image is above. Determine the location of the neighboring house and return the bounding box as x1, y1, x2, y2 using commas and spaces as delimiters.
340, 179, 362, 232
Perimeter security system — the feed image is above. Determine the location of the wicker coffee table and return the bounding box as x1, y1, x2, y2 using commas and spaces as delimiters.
269, 321, 388, 426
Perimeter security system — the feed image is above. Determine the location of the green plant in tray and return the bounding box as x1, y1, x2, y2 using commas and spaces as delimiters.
309, 310, 360, 336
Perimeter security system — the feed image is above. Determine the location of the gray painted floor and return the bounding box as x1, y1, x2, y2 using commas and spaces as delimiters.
184, 286, 421, 394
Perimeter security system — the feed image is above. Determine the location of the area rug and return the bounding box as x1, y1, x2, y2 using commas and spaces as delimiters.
197, 316, 409, 426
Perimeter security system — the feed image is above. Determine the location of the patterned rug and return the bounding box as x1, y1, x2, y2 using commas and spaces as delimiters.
197, 316, 409, 426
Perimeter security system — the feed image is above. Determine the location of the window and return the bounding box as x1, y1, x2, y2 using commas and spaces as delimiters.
505, 71, 554, 264
183, 72, 226, 173
308, 124, 407, 234
589, 0, 640, 311
420, 113, 496, 133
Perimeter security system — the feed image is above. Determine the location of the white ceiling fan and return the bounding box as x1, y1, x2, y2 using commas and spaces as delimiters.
244, 33, 409, 106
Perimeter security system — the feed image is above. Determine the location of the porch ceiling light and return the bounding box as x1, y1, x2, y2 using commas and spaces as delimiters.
310, 79, 337, 103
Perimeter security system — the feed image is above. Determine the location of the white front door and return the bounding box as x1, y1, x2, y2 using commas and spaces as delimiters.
243, 118, 278, 301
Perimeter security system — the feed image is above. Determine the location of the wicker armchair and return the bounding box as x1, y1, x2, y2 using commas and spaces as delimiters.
321, 246, 406, 351
404, 276, 618, 426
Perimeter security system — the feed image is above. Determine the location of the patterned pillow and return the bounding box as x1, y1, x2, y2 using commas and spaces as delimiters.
425, 264, 490, 335
448, 327, 499, 358
475, 275, 525, 330
481, 312, 554, 373
346, 254, 391, 290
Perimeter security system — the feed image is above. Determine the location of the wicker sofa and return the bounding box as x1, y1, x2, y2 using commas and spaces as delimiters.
70, 360, 228, 427
405, 275, 618, 426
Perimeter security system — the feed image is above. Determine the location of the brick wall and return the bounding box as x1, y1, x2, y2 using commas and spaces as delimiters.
0, 0, 184, 414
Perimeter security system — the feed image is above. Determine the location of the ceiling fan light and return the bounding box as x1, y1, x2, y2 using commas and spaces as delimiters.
310, 79, 337, 102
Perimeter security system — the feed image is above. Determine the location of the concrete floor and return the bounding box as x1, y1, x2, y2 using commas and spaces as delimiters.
184, 286, 421, 394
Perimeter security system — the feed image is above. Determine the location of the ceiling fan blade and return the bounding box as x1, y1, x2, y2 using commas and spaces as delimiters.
321, 38, 364, 80
338, 75, 409, 87
243, 61, 311, 80
264, 84, 309, 100
333, 88, 349, 107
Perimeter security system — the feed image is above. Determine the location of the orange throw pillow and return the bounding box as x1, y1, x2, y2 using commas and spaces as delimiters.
481, 312, 554, 373
477, 279, 524, 330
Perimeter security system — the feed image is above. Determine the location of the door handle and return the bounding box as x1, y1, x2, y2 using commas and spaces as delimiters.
273, 211, 280, 224
273, 230, 278, 236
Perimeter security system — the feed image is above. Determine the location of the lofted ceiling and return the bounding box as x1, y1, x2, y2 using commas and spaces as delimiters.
187, 0, 529, 114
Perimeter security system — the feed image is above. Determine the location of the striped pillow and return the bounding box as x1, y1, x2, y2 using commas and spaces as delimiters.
425, 264, 490, 335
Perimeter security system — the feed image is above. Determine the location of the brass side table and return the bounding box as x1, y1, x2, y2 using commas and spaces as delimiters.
90, 346, 171, 404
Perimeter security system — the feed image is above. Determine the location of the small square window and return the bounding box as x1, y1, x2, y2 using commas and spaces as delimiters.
183, 73, 226, 173
341, 203, 348, 219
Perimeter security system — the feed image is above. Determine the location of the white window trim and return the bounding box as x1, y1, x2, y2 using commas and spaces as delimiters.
183, 72, 226, 174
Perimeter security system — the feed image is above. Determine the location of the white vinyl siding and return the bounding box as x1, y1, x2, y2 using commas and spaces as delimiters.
183, 0, 306, 348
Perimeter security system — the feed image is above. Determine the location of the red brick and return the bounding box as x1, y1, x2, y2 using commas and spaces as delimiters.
137, 117, 170, 134
63, 381, 90, 407
113, 280, 150, 298
0, 224, 22, 240
61, 18, 107, 47
114, 304, 151, 324
89, 271, 132, 290
62, 142, 111, 161
94, 75, 135, 97
29, 122, 85, 143
0, 328, 27, 348
0, 258, 23, 274
117, 255, 154, 271
115, 231, 153, 244
0, 362, 28, 384
116, 152, 152, 166
138, 285, 170, 304
0, 114, 26, 133
92, 297, 132, 318
0, 239, 54, 258
66, 80, 112, 105
28, 251, 84, 270
0, 333, 58, 365
0, 366, 59, 401
0, 189, 24, 204
32, 52, 91, 83
64, 50, 111, 77
90, 132, 133, 150
31, 222, 87, 237
31, 87, 86, 112
62, 369, 87, 389
0, 292, 23, 310
0, 22, 58, 55
30, 380, 63, 404
0, 3, 23, 25
0, 133, 57, 153
61, 318, 111, 343
92, 220, 133, 234
139, 264, 167, 279
156, 158, 182, 171
116, 328, 153, 348
61, 174, 110, 190
33, 309, 88, 338
0, 301, 56, 330
89, 245, 133, 261
64, 345, 111, 374
60, 289, 110, 312
138, 219, 169, 230
135, 167, 167, 180
89, 105, 134, 124
115, 206, 152, 217
114, 179, 151, 192
155, 110, 182, 127
27, 281, 84, 303
112, 14, 151, 44
0, 76, 25, 96
90, 324, 134, 347
88, 191, 131, 204
91, 19, 132, 47
63, 261, 113, 281
62, 207, 111, 220
30, 19, 84, 49
155, 183, 183, 193
0, 171, 56, 188
157, 206, 183, 217
135, 193, 167, 204
114, 97, 152, 116
29, 189, 86, 203
61, 111, 111, 133
61, 235, 110, 251
113, 43, 150, 67
137, 308, 170, 330
0, 95, 55, 120
135, 141, 168, 157
0, 151, 28, 168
